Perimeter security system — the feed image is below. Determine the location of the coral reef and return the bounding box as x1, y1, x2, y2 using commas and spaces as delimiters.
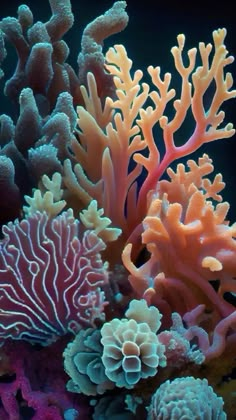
0, 0, 235, 418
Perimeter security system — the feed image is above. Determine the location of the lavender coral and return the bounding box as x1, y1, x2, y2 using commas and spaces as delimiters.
0, 209, 108, 344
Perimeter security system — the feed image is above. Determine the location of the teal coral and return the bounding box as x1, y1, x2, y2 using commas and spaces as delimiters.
63, 328, 115, 396
125, 299, 162, 333
101, 303, 166, 389
147, 376, 226, 419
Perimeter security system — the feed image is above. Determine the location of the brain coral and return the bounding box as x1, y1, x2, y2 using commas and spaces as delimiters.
147, 376, 226, 419
0, 209, 108, 345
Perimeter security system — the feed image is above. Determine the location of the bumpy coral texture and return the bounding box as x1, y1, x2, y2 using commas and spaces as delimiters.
147, 376, 226, 419
0, 209, 108, 344
63, 327, 115, 396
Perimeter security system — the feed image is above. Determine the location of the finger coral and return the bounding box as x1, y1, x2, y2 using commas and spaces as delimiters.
122, 154, 236, 324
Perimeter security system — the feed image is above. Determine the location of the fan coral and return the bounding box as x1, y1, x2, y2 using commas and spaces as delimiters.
147, 376, 226, 419
0, 209, 108, 345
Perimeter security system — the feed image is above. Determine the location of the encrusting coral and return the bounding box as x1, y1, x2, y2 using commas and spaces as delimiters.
0, 0, 235, 418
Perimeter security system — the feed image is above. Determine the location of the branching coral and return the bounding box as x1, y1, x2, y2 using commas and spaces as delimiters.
64, 28, 236, 259
23, 172, 66, 217
122, 153, 236, 355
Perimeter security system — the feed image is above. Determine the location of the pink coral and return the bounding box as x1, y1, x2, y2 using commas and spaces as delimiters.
0, 209, 108, 345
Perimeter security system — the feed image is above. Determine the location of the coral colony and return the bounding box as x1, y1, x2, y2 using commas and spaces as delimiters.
0, 0, 236, 418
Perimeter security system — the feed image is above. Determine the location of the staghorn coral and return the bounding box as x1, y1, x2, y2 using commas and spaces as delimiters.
23, 172, 66, 217
64, 28, 236, 260
0, 209, 108, 345
147, 376, 226, 419
79, 199, 122, 244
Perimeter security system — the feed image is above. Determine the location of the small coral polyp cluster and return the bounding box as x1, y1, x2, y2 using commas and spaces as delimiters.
0, 0, 235, 418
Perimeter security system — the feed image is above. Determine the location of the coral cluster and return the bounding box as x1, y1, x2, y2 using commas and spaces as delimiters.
0, 0, 235, 418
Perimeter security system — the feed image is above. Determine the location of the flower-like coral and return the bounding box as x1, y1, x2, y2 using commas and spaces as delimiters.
147, 376, 226, 419
0, 209, 109, 345
101, 316, 166, 389
63, 328, 115, 396
125, 299, 162, 333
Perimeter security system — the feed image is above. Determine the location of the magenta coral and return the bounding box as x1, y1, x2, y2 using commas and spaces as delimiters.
0, 339, 82, 419
0, 209, 108, 345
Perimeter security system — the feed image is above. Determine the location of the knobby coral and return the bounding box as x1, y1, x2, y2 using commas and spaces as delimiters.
147, 376, 226, 419
0, 0, 235, 418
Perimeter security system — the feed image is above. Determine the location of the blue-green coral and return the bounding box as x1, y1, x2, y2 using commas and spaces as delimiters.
63, 327, 115, 396
147, 376, 226, 419
100, 299, 166, 389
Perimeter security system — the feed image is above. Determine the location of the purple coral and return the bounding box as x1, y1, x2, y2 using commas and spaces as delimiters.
0, 209, 108, 345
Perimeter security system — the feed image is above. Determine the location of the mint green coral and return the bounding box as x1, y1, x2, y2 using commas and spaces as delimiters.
100, 299, 166, 389
147, 376, 226, 419
63, 328, 115, 396
125, 298, 162, 333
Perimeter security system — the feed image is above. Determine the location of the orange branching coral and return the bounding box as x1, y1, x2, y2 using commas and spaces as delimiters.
63, 28, 236, 263
122, 154, 236, 324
